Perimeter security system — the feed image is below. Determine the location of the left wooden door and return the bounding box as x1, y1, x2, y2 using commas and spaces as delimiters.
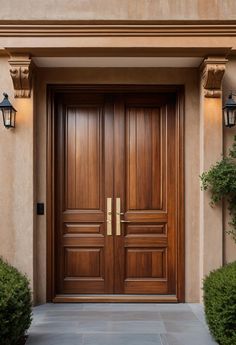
55, 93, 114, 294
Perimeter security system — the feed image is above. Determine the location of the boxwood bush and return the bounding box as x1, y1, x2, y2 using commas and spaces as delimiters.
0, 258, 32, 345
203, 262, 236, 345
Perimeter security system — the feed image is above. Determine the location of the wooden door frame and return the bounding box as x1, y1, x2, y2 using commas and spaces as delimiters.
46, 84, 185, 303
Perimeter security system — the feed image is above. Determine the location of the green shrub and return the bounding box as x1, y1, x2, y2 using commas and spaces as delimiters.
0, 258, 32, 345
203, 262, 236, 345
200, 135, 236, 242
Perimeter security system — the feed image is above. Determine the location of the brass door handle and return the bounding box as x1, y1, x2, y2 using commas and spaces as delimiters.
106, 198, 112, 236
116, 198, 130, 235
116, 197, 121, 236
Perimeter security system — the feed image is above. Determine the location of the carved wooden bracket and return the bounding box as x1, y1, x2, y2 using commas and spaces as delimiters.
201, 57, 228, 98
8, 55, 33, 98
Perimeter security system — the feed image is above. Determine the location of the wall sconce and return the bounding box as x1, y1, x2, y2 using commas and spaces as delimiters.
0, 93, 17, 129
223, 93, 236, 128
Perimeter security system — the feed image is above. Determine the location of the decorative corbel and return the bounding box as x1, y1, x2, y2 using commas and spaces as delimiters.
8, 55, 33, 98
201, 57, 228, 98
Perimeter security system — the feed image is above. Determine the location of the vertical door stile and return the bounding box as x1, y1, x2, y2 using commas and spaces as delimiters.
56, 101, 65, 294
114, 96, 126, 294
104, 96, 115, 293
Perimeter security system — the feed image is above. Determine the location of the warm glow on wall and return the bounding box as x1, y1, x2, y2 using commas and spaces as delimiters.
204, 97, 222, 127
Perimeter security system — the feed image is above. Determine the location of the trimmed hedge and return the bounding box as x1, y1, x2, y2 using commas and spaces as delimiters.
0, 258, 32, 345
203, 262, 236, 345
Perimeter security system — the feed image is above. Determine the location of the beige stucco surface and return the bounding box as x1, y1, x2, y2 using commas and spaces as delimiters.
223, 57, 236, 264
0, 60, 235, 304
0, 56, 35, 293
1, 60, 236, 303
0, 0, 236, 20
0, 0, 236, 303
199, 91, 223, 300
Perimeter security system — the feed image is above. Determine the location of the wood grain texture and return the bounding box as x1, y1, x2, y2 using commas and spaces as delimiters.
54, 93, 112, 294
126, 249, 165, 278
65, 248, 102, 277
114, 94, 173, 295
127, 107, 161, 210
66, 106, 100, 210
47, 86, 184, 302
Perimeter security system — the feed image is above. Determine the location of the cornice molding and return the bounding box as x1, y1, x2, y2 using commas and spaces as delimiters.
9, 54, 33, 98
200, 57, 228, 98
1, 21, 236, 37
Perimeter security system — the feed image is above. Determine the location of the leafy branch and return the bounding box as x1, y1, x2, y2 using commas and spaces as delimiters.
200, 136, 236, 243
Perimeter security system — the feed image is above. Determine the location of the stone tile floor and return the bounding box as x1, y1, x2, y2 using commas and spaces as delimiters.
26, 303, 217, 345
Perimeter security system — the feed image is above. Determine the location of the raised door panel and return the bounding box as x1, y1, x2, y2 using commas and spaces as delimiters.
66, 107, 101, 210
126, 249, 166, 278
127, 107, 162, 211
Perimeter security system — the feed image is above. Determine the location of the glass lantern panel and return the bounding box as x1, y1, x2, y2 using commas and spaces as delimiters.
3, 109, 11, 127
224, 109, 228, 126
11, 110, 16, 127
229, 109, 236, 126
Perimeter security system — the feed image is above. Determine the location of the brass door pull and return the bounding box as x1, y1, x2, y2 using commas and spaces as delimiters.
116, 198, 130, 235
106, 198, 112, 236
116, 197, 121, 236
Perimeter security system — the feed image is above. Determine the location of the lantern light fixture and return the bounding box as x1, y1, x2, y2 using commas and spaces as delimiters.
223, 92, 236, 128
0, 93, 17, 129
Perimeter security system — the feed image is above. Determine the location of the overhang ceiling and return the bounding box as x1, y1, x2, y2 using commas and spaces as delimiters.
33, 56, 203, 68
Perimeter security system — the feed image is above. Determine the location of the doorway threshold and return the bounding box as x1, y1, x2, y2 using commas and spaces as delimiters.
53, 294, 178, 303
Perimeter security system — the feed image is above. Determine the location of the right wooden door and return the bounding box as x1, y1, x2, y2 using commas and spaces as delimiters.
113, 94, 178, 295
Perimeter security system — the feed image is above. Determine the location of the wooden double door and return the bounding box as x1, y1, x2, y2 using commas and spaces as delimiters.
53, 89, 184, 302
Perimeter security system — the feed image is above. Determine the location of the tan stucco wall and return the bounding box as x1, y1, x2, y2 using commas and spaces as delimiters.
0, 59, 235, 304
0, 0, 234, 307
223, 58, 236, 264
0, 56, 35, 292
0, 0, 236, 20
199, 87, 224, 301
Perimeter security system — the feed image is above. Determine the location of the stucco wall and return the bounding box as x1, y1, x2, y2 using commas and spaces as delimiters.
0, 56, 35, 292
0, 0, 236, 20
0, 59, 235, 304
223, 57, 236, 264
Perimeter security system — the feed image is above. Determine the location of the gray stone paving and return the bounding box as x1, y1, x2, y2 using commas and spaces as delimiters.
26, 303, 217, 345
